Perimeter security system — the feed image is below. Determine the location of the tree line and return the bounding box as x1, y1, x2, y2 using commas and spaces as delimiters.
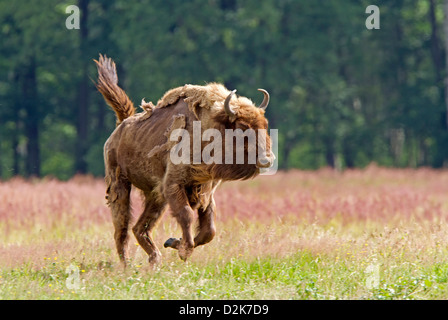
1, 0, 448, 180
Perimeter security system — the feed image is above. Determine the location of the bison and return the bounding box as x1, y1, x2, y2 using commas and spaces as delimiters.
94, 54, 274, 265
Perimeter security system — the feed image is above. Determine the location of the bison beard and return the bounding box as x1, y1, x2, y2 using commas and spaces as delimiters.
95, 54, 272, 266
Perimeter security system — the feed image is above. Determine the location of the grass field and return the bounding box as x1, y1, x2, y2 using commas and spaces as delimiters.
2, 166, 448, 300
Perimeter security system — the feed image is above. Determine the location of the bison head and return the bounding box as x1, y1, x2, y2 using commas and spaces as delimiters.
210, 88, 275, 180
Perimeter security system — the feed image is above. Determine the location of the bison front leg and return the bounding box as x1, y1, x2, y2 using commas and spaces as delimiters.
163, 184, 195, 261
194, 198, 216, 247
164, 200, 216, 252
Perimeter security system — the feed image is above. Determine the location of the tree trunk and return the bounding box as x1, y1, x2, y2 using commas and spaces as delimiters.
342, 139, 355, 168
10, 71, 21, 176
280, 138, 293, 170
0, 131, 2, 179
323, 135, 335, 168
75, 0, 90, 174
429, 0, 443, 84
22, 55, 40, 177
12, 111, 20, 175
444, 0, 448, 128
324, 149, 335, 168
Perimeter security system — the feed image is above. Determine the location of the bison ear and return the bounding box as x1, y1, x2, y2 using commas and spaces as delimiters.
224, 89, 238, 122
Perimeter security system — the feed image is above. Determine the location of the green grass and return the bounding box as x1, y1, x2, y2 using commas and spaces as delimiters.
2, 247, 448, 300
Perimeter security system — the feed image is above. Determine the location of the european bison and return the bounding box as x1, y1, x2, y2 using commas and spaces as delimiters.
95, 54, 274, 265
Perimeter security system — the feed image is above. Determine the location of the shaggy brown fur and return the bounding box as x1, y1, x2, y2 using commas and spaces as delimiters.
95, 54, 273, 265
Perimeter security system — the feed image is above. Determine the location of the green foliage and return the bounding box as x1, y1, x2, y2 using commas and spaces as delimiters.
1, 0, 447, 179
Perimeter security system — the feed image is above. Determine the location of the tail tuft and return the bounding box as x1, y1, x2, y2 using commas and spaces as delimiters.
94, 54, 135, 126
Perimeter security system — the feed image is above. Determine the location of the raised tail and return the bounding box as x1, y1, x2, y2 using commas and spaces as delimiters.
94, 54, 135, 126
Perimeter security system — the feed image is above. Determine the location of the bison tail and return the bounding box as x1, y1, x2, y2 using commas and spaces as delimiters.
94, 54, 135, 126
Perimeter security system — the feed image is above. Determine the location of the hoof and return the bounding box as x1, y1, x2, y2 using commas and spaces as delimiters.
148, 252, 162, 265
164, 237, 181, 249
179, 241, 194, 262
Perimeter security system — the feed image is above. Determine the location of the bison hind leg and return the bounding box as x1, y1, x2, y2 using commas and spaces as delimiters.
132, 192, 167, 265
106, 171, 132, 267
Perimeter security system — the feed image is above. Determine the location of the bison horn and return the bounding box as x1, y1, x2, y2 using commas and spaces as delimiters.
257, 89, 270, 110
224, 89, 237, 117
